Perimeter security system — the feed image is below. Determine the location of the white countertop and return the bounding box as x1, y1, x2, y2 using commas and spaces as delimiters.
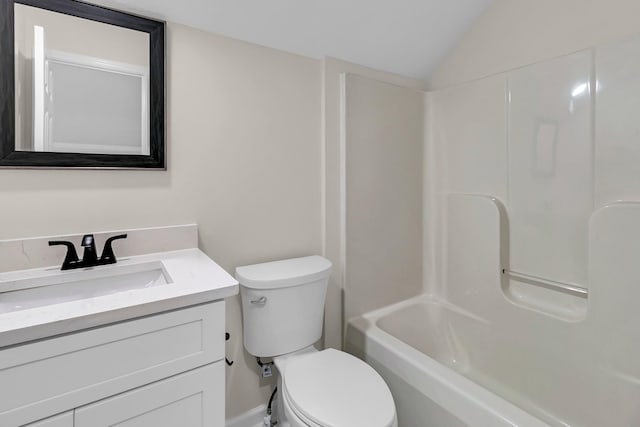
0, 248, 238, 348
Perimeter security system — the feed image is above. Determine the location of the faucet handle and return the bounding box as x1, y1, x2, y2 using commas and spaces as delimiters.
48, 240, 79, 270
100, 234, 128, 264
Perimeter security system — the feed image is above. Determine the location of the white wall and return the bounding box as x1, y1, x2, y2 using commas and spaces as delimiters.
423, 2, 640, 425
425, 0, 640, 297
3, 22, 322, 419
427, 45, 640, 422
428, 0, 640, 90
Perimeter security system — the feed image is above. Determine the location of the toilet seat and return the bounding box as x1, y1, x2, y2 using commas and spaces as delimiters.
281, 349, 396, 427
282, 387, 324, 427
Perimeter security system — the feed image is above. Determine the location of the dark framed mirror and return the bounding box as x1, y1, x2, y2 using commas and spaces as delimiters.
0, 0, 165, 169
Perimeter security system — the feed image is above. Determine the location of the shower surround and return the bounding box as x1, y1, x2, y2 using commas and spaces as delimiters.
347, 33, 640, 427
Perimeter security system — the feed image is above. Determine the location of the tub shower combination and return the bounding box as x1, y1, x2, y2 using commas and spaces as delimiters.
346, 34, 640, 427
347, 200, 640, 427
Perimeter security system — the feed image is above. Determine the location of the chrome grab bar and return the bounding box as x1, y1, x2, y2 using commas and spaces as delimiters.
250, 296, 267, 305
503, 269, 589, 297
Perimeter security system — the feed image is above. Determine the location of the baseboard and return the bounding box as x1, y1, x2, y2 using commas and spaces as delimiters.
226, 404, 266, 427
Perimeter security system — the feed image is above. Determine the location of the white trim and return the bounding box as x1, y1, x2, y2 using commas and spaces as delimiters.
140, 74, 150, 155
226, 404, 266, 427
35, 48, 150, 155
46, 49, 148, 78
49, 141, 144, 155
33, 25, 45, 152
338, 73, 347, 345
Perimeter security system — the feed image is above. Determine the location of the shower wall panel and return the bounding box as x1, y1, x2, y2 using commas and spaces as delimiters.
508, 50, 592, 290
430, 34, 640, 316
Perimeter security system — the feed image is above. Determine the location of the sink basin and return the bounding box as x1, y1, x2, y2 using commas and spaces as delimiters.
0, 247, 238, 348
0, 262, 172, 314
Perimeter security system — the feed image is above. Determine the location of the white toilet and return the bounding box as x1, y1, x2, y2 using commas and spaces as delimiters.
236, 255, 397, 427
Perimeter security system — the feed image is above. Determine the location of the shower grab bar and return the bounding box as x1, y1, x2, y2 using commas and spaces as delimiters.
503, 269, 589, 297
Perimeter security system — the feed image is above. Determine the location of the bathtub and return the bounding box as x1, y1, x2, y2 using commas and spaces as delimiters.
346, 295, 551, 427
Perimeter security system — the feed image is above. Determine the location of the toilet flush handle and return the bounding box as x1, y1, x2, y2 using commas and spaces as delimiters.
250, 296, 267, 305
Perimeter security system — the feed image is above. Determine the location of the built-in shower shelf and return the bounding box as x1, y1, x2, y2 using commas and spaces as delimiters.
503, 270, 588, 298
445, 193, 589, 322
502, 269, 588, 321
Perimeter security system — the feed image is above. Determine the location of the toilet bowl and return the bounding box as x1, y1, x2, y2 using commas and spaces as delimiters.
236, 256, 397, 427
276, 348, 397, 427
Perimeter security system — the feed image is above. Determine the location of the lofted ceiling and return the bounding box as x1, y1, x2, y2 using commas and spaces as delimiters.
87, 0, 491, 81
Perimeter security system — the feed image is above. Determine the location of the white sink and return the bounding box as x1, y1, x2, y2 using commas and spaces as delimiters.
0, 261, 172, 314
0, 248, 238, 348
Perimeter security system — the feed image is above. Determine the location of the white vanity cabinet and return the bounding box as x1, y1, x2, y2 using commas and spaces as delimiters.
0, 301, 227, 427
74, 362, 223, 427
25, 412, 73, 427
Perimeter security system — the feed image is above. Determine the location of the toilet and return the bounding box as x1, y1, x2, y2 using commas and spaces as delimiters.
236, 256, 397, 427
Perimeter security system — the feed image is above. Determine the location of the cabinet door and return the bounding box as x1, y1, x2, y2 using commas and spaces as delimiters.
75, 363, 224, 427
25, 411, 73, 427
1, 302, 224, 427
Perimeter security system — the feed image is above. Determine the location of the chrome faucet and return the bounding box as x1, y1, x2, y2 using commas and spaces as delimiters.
49, 234, 128, 270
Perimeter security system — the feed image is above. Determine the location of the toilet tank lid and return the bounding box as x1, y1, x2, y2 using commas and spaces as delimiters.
235, 256, 332, 289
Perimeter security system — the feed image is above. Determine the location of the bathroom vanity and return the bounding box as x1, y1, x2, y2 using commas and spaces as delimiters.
0, 227, 238, 427
3, 302, 225, 427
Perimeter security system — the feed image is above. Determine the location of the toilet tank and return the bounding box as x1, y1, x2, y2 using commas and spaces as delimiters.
236, 256, 332, 357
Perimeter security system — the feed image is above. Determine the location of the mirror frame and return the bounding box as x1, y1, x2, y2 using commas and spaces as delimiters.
0, 0, 165, 169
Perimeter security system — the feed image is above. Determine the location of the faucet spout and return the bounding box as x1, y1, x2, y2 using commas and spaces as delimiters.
81, 234, 98, 264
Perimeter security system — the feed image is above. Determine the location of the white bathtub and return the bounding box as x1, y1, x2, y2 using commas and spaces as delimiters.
346, 295, 552, 427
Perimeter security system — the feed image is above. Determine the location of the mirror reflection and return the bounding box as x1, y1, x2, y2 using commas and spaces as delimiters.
14, 4, 150, 155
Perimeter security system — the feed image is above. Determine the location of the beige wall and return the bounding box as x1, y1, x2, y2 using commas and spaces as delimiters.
14, 4, 148, 66
343, 74, 424, 323
322, 58, 423, 349
14, 4, 149, 150
2, 22, 322, 419
428, 0, 640, 89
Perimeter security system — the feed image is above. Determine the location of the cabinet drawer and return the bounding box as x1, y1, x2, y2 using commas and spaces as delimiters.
25, 412, 73, 427
0, 301, 224, 427
75, 362, 224, 427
